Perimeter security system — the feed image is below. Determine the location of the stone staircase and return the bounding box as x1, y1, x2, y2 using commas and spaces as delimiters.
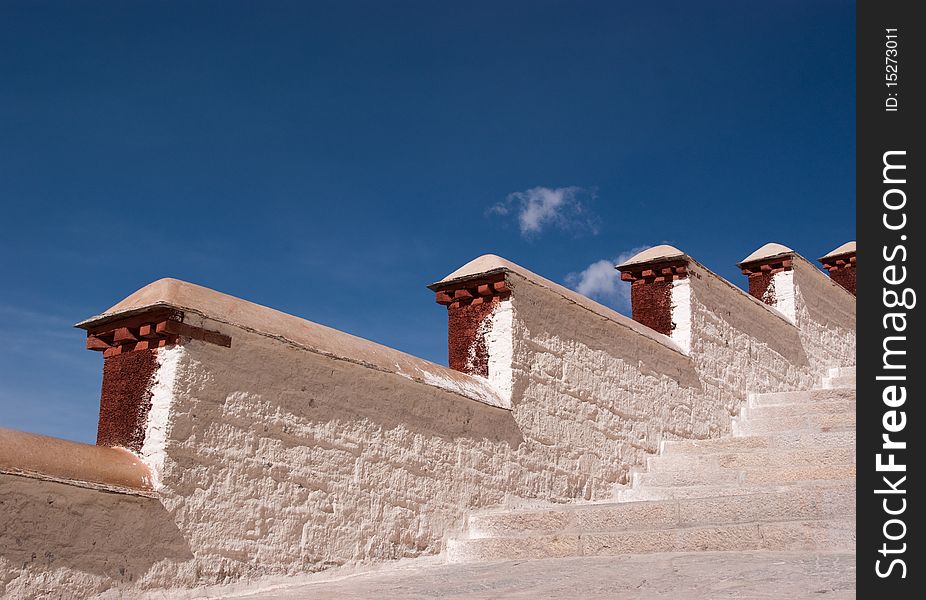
446, 367, 856, 562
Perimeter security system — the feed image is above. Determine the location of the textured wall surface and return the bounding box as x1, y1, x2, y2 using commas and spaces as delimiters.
790, 258, 857, 371
685, 263, 816, 407
0, 256, 856, 599
504, 272, 702, 501
0, 474, 191, 599
148, 328, 522, 588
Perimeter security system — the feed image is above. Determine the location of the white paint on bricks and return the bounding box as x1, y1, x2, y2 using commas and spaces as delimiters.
413, 367, 509, 410
485, 299, 515, 404
669, 279, 692, 354
771, 270, 796, 323
138, 345, 184, 489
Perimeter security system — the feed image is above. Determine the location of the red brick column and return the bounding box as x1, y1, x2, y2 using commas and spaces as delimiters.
818, 241, 856, 296
429, 273, 511, 377
80, 309, 231, 450
615, 245, 689, 336
736, 243, 795, 306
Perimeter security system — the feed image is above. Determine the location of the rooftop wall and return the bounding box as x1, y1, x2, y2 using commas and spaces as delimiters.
0, 242, 856, 599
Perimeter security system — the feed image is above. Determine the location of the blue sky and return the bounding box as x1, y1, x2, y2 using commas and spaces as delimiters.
0, 1, 855, 443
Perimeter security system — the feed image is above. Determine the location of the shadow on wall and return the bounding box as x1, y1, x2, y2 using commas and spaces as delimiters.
0, 474, 192, 594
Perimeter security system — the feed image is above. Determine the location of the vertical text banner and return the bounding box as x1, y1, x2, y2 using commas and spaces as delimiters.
858, 0, 922, 595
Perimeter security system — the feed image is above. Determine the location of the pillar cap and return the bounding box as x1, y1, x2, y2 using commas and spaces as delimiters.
75, 278, 190, 330
818, 241, 856, 262
428, 254, 519, 291
615, 245, 687, 270
736, 243, 794, 268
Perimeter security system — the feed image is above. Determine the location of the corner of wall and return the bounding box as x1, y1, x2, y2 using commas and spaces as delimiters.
139, 345, 185, 489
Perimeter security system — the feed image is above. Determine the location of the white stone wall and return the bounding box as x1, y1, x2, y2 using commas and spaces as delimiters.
684, 262, 817, 408
144, 328, 523, 588
134, 295, 711, 588
503, 273, 706, 501
790, 257, 857, 372
498, 262, 853, 503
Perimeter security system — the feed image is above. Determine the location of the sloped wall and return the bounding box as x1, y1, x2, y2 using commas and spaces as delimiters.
685, 261, 816, 406
148, 331, 522, 586
791, 258, 857, 371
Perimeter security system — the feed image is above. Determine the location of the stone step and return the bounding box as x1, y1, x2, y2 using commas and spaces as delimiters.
648, 446, 854, 472
634, 463, 855, 488
823, 375, 856, 389
828, 366, 856, 379
661, 430, 855, 455
465, 486, 854, 539
740, 398, 855, 419
733, 412, 856, 436
823, 366, 856, 389
446, 518, 855, 562
748, 388, 855, 407
616, 480, 850, 502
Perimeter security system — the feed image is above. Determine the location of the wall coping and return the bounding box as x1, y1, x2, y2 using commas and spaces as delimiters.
0, 427, 155, 496
76, 279, 509, 411
429, 254, 687, 356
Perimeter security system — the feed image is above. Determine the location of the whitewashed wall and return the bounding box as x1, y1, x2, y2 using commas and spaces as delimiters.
684, 260, 817, 408
790, 256, 857, 371
146, 328, 521, 588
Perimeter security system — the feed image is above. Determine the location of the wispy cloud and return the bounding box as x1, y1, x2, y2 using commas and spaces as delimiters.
565, 246, 651, 313
489, 186, 598, 237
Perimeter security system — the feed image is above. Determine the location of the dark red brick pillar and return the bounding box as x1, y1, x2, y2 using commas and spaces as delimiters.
97, 349, 159, 450
429, 273, 510, 376
80, 308, 231, 450
818, 243, 857, 296
737, 255, 794, 306
616, 253, 689, 336
736, 242, 794, 307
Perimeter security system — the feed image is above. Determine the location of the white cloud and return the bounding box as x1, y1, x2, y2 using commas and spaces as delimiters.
489, 186, 598, 237
565, 246, 652, 313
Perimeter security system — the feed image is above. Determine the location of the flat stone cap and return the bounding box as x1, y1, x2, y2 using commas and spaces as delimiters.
736, 243, 794, 268
428, 254, 520, 290
819, 241, 856, 261
615, 245, 686, 269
